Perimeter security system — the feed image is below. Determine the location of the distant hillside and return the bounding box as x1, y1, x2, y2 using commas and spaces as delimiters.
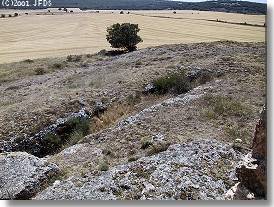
0, 0, 267, 14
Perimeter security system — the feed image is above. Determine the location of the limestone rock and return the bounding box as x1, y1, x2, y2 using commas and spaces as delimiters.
225, 182, 255, 200
143, 83, 156, 94
35, 139, 242, 200
93, 101, 107, 117
0, 152, 60, 200
226, 106, 267, 200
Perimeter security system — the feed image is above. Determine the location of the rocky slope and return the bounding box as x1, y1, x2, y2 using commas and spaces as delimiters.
34, 139, 243, 200
0, 41, 265, 148
0, 41, 266, 200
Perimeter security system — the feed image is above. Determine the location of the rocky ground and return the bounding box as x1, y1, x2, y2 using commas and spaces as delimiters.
0, 41, 266, 200
35, 139, 243, 200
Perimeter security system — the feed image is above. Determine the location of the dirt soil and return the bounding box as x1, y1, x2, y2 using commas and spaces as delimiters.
0, 41, 265, 156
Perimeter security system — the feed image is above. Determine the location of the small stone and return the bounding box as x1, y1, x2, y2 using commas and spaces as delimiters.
143, 83, 156, 94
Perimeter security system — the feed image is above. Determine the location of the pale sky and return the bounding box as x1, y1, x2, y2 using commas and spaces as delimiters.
172, 0, 267, 3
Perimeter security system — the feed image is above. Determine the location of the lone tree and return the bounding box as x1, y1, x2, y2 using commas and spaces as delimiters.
106, 23, 143, 52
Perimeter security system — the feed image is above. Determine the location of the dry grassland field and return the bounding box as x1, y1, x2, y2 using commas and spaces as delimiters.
0, 5, 267, 200
0, 9, 266, 63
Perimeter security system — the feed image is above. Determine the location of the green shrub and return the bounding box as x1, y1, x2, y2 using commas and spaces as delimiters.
23, 59, 34, 63
141, 137, 152, 149
66, 117, 90, 136
98, 161, 109, 171
67, 55, 82, 62
97, 49, 107, 56
34, 68, 46, 75
153, 71, 191, 95
51, 63, 63, 69
44, 133, 62, 149
42, 117, 90, 155
66, 131, 84, 146
106, 23, 143, 52
86, 54, 93, 58
201, 108, 216, 120
135, 60, 142, 66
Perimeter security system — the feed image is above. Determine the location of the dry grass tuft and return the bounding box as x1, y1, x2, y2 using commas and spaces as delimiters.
98, 160, 109, 171
201, 94, 252, 119
90, 103, 135, 133
146, 142, 171, 156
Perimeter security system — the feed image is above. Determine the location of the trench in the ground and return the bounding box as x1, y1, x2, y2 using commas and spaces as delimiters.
0, 68, 218, 158
0, 108, 93, 158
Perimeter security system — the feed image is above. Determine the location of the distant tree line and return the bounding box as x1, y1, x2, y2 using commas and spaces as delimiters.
0, 0, 266, 15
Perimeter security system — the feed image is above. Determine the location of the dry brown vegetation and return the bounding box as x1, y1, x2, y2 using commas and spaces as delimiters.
0, 10, 265, 63
0, 53, 102, 83
90, 103, 135, 133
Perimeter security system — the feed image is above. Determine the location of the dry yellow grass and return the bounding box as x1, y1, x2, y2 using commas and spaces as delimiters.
138, 10, 266, 25
0, 10, 265, 63
90, 103, 134, 133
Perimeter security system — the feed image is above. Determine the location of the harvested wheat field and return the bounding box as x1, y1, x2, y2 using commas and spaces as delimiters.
0, 10, 266, 63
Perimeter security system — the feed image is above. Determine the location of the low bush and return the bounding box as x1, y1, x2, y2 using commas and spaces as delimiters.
146, 142, 170, 156
42, 117, 90, 153
66, 131, 84, 146
102, 148, 114, 156
140, 137, 152, 149
135, 60, 143, 66
97, 49, 107, 56
86, 54, 93, 58
98, 160, 109, 171
34, 68, 46, 75
128, 156, 139, 162
104, 50, 126, 56
43, 133, 62, 152
66, 117, 90, 136
51, 63, 63, 69
23, 59, 34, 63
80, 61, 89, 68
153, 71, 191, 95
67, 55, 82, 62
